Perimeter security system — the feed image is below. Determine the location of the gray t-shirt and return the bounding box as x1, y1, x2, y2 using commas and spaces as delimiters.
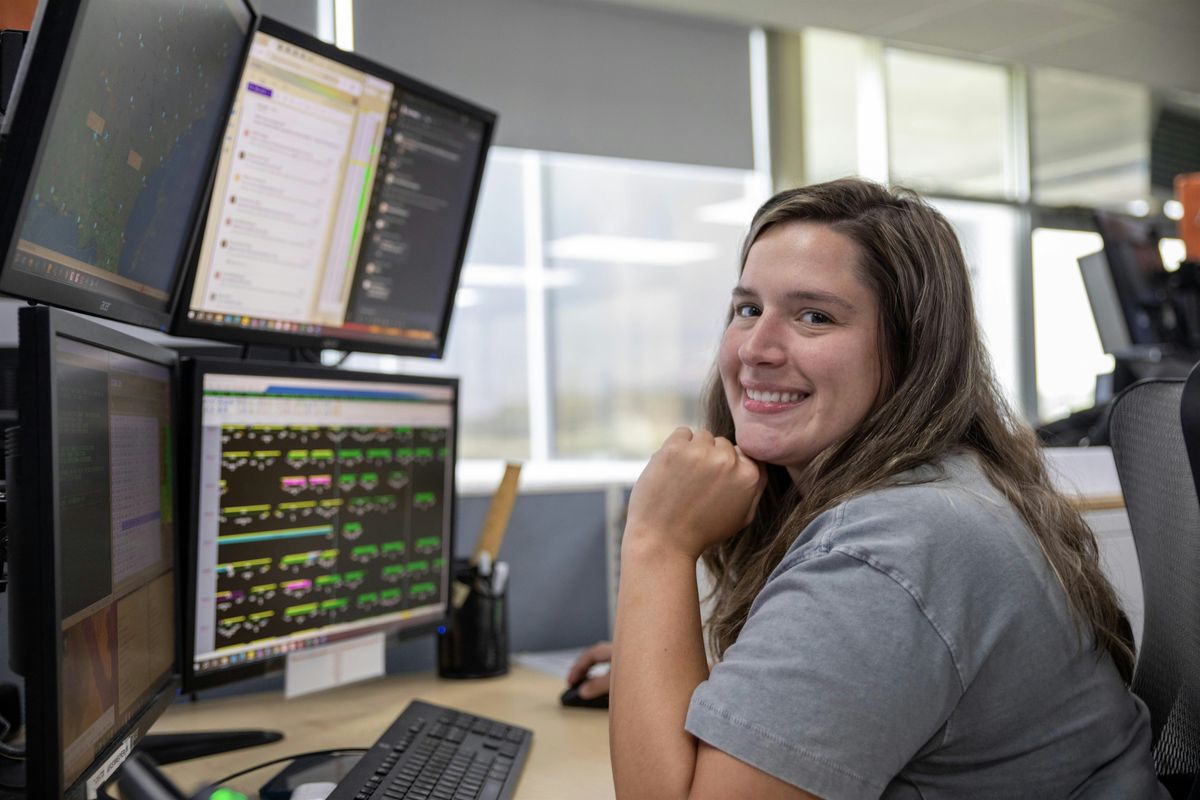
685, 452, 1165, 799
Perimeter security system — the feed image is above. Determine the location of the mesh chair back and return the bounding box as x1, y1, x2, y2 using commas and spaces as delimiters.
1109, 374, 1200, 786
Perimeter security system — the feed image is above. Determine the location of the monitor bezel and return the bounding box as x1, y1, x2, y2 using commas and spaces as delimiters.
14, 305, 182, 799
179, 357, 460, 693
0, 0, 257, 332
169, 15, 497, 358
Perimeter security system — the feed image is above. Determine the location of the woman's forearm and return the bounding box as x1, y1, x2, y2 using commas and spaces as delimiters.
610, 535, 710, 800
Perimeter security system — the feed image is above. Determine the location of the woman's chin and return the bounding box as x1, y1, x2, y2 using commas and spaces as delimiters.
735, 441, 784, 465
733, 439, 807, 473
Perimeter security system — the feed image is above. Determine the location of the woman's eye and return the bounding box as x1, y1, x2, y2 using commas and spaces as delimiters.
800, 310, 832, 325
733, 303, 760, 318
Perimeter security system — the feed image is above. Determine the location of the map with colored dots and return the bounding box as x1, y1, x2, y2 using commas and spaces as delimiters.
17, 0, 247, 294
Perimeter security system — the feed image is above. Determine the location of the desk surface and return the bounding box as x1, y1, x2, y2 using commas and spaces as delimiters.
153, 665, 614, 799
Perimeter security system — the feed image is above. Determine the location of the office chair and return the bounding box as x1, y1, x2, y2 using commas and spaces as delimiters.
1108, 366, 1200, 799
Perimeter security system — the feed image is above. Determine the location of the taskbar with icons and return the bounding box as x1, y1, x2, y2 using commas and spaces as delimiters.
187, 309, 326, 336
194, 633, 332, 673
185, 309, 439, 347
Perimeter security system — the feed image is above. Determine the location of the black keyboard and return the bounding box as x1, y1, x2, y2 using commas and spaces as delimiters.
327, 699, 532, 800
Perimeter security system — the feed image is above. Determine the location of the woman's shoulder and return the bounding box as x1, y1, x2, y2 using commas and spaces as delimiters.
786, 451, 1035, 576
776, 451, 1073, 677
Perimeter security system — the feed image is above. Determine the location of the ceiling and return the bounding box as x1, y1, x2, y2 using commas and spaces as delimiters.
572, 0, 1200, 96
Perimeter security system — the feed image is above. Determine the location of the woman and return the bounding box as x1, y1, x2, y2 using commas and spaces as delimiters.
601, 179, 1163, 799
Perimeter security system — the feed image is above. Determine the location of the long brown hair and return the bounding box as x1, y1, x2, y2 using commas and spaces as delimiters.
700, 178, 1135, 682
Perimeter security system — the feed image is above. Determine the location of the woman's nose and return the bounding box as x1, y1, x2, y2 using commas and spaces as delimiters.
738, 314, 786, 366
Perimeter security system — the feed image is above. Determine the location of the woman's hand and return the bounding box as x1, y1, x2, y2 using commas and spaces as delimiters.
624, 427, 766, 561
566, 640, 611, 700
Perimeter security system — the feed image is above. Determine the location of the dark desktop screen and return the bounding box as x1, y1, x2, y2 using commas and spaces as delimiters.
4, 0, 250, 321
54, 336, 175, 789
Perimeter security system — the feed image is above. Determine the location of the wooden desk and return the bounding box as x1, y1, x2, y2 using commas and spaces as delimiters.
152, 665, 614, 799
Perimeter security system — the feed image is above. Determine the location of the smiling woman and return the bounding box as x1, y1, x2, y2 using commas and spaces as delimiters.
608, 178, 1166, 800
719, 223, 882, 480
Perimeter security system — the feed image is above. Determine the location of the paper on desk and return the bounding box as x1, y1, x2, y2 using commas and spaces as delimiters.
285, 632, 385, 699
514, 648, 610, 681
1043, 446, 1122, 499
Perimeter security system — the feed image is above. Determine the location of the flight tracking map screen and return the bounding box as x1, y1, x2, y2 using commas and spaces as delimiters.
191, 373, 456, 675
3, 0, 251, 325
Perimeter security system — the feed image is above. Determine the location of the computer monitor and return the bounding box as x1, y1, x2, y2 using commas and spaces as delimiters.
181, 359, 457, 691
1094, 210, 1170, 347
8, 305, 179, 797
173, 17, 496, 358
0, 0, 254, 330
1078, 250, 1134, 357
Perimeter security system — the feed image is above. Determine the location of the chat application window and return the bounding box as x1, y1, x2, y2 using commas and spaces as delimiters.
190, 32, 393, 325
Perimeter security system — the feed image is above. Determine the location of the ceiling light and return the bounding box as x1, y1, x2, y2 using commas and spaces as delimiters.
546, 235, 718, 266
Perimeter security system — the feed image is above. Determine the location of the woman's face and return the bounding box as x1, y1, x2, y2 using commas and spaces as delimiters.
719, 221, 883, 482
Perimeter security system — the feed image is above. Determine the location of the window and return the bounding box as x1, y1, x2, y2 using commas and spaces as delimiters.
886, 50, 1015, 199
542, 153, 758, 458
801, 28, 885, 184
1031, 69, 1151, 210
1032, 228, 1113, 422
931, 199, 1022, 406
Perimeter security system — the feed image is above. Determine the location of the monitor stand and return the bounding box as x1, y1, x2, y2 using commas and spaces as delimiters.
139, 728, 284, 765
241, 345, 325, 364
0, 729, 283, 794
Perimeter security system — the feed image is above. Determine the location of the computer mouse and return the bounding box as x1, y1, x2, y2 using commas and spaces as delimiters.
560, 680, 609, 709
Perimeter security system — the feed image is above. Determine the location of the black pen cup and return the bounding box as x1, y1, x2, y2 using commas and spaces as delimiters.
437, 558, 509, 678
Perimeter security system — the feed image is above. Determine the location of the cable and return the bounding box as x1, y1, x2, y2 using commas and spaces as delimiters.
190, 748, 366, 798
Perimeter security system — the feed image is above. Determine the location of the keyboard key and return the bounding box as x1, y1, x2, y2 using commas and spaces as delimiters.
477, 779, 506, 800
